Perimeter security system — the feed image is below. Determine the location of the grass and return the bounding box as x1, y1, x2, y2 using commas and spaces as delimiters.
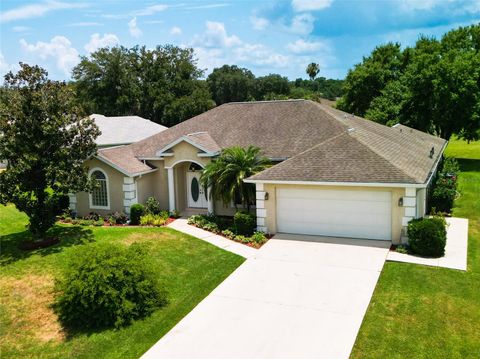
351, 138, 480, 358
0, 205, 244, 359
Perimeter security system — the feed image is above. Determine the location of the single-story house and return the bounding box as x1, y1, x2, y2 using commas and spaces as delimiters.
90, 114, 167, 148
71, 100, 447, 244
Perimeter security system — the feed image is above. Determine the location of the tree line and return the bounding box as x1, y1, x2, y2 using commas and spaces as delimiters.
72, 46, 343, 127
337, 24, 480, 141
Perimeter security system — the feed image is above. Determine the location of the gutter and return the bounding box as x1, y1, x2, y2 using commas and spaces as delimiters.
423, 140, 449, 188
243, 179, 425, 188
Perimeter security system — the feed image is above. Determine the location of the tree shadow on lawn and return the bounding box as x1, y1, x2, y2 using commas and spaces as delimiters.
456, 158, 480, 172
0, 225, 95, 266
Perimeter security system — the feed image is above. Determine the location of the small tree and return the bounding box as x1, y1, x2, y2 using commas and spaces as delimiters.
200, 146, 270, 211
0, 63, 99, 241
306, 62, 320, 80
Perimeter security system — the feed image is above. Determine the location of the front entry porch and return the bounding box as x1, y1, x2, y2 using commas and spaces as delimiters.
167, 161, 213, 215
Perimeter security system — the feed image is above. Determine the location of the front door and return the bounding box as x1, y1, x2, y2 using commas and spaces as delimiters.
186, 172, 208, 208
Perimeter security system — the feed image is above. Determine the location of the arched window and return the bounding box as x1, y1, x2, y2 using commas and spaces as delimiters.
89, 169, 109, 209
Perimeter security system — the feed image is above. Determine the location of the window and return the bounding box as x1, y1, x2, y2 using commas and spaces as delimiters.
90, 169, 109, 209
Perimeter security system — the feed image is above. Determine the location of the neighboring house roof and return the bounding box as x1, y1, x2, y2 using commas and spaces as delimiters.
97, 100, 447, 184
91, 114, 167, 147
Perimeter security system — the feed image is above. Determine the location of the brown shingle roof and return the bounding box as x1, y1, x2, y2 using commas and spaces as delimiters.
98, 99, 447, 183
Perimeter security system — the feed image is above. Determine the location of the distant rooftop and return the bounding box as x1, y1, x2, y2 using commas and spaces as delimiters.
90, 114, 167, 148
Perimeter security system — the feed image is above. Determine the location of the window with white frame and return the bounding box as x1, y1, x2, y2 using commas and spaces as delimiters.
90, 169, 109, 208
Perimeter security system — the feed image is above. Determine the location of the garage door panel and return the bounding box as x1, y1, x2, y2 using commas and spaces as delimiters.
276, 188, 391, 241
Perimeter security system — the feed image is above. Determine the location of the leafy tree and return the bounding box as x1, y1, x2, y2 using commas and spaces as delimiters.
207, 65, 255, 105
337, 43, 404, 116
254, 74, 290, 100
200, 146, 270, 211
306, 62, 320, 80
73, 45, 214, 127
0, 64, 99, 241
338, 24, 480, 140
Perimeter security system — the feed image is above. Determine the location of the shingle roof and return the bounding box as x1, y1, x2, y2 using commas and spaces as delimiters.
91, 114, 167, 147
97, 100, 447, 183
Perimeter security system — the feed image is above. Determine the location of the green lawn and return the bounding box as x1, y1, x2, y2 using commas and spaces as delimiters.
351, 138, 480, 358
0, 205, 244, 358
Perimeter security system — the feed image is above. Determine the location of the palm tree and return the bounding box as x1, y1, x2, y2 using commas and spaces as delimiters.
200, 146, 270, 211
306, 62, 320, 80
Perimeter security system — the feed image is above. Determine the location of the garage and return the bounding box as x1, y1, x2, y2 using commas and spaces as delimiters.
276, 188, 392, 240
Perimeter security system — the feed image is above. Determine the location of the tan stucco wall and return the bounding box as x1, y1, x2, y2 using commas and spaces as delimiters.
75, 158, 125, 216
136, 171, 155, 204
163, 141, 210, 169
262, 183, 405, 244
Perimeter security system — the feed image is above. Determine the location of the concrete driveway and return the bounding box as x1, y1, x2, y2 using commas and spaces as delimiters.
142, 234, 390, 359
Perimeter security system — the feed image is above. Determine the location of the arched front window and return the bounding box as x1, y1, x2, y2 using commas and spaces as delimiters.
90, 169, 109, 209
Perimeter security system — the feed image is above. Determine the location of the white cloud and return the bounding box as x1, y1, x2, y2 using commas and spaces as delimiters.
234, 43, 289, 67
133, 4, 168, 16
128, 17, 142, 38
286, 38, 329, 54
1, 0, 88, 23
250, 16, 269, 30
170, 26, 182, 35
191, 22, 289, 72
292, 0, 333, 12
68, 22, 102, 27
84, 33, 119, 53
20, 36, 79, 75
193, 21, 241, 48
289, 13, 315, 35
12, 26, 31, 32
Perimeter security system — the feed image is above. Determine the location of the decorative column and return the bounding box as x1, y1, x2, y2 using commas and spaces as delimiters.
255, 183, 268, 233
123, 177, 137, 214
401, 187, 417, 243
167, 167, 175, 212
207, 186, 214, 214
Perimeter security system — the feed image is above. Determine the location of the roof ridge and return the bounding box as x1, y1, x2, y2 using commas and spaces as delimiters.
314, 102, 419, 182
224, 99, 306, 105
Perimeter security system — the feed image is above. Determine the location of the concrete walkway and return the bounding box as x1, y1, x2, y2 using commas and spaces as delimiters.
142, 234, 389, 359
387, 217, 469, 270
167, 218, 258, 258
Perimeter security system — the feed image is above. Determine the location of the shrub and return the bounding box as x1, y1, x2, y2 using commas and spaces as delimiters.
234, 211, 256, 236
71, 219, 80, 225
234, 235, 249, 244
430, 158, 460, 213
93, 219, 104, 226
145, 197, 161, 215
407, 216, 447, 257
221, 229, 235, 239
83, 212, 100, 221
159, 210, 170, 220
250, 231, 267, 245
395, 244, 409, 254
79, 219, 94, 226
130, 204, 145, 225
202, 222, 219, 233
140, 213, 166, 226
63, 217, 72, 223
109, 212, 128, 225
54, 243, 166, 329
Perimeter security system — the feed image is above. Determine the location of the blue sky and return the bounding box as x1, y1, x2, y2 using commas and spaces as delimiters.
1, 0, 479, 80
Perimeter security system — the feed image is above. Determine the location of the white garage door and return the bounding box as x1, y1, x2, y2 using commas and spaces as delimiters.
276, 188, 392, 240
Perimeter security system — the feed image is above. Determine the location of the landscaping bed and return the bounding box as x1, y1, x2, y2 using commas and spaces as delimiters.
187, 213, 270, 248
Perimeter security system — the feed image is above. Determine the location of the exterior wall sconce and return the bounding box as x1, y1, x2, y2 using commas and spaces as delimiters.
398, 197, 404, 207
264, 192, 269, 200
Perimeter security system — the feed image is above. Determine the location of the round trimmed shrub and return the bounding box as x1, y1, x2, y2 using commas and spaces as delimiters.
407, 217, 447, 258
234, 211, 256, 236
130, 203, 145, 225
54, 242, 166, 329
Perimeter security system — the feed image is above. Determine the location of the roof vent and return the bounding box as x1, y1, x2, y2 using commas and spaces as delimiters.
429, 146, 435, 158
348, 128, 355, 133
